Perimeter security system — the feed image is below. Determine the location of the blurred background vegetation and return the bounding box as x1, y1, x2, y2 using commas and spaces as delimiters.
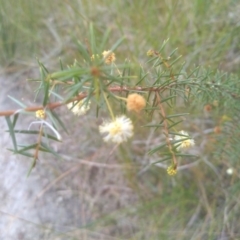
1, 0, 240, 239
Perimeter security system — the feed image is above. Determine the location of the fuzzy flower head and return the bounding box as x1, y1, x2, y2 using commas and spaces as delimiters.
174, 130, 195, 151
167, 165, 177, 176
226, 168, 234, 175
127, 93, 146, 113
67, 99, 91, 116
147, 49, 154, 57
35, 110, 46, 119
102, 50, 116, 64
99, 115, 134, 144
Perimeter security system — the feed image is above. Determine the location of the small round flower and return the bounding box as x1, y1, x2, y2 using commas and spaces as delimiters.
226, 168, 234, 175
167, 165, 177, 176
174, 130, 195, 151
67, 99, 91, 116
127, 93, 146, 113
147, 49, 154, 57
35, 110, 46, 119
99, 115, 134, 143
102, 50, 116, 64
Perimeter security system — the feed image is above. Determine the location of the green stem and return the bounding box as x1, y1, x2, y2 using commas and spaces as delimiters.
103, 91, 115, 120
114, 95, 127, 101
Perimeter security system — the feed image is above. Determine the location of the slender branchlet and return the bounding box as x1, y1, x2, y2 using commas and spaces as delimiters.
155, 92, 177, 169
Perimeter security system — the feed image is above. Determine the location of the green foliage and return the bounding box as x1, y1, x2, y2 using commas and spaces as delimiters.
1, 0, 240, 239
4, 24, 240, 237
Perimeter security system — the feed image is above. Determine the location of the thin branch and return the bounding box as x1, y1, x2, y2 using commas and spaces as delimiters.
0, 85, 177, 117
0, 92, 87, 117
153, 50, 176, 81
33, 124, 44, 166
155, 92, 177, 167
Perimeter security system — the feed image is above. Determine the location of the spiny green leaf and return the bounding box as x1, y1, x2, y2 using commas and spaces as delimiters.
14, 143, 38, 154
169, 48, 178, 57
152, 157, 172, 164
65, 78, 91, 102
174, 153, 198, 158
8, 129, 62, 142
168, 120, 183, 130
99, 28, 111, 52
42, 77, 50, 106
89, 23, 97, 54
47, 110, 68, 134
148, 142, 168, 155
166, 113, 189, 119
5, 116, 17, 151
159, 38, 169, 52
8, 148, 34, 158
40, 142, 62, 159
12, 113, 19, 128
8, 95, 26, 108
170, 55, 182, 67
110, 36, 125, 52
159, 95, 177, 104
76, 41, 91, 62
50, 68, 88, 81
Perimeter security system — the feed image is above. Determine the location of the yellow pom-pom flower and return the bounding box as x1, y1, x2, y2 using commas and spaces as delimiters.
35, 110, 46, 119
147, 49, 154, 57
167, 165, 177, 176
126, 93, 146, 113
102, 50, 116, 64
